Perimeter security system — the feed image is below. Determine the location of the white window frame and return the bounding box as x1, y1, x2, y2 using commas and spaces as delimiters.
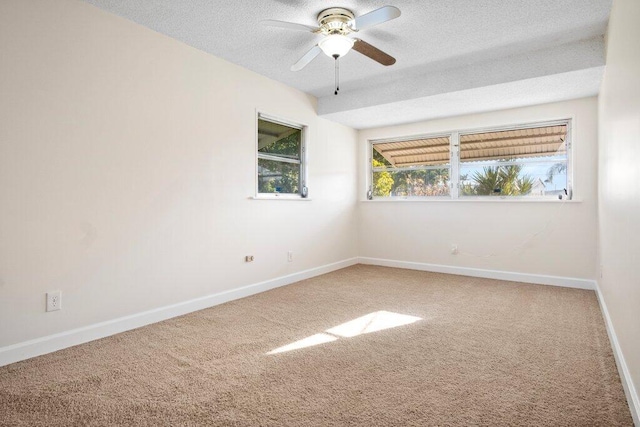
368, 119, 573, 201
256, 112, 308, 199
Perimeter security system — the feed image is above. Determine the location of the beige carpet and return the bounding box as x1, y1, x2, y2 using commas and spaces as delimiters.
0, 265, 633, 426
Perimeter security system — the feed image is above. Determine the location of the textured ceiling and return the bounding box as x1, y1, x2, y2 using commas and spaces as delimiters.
83, 0, 612, 128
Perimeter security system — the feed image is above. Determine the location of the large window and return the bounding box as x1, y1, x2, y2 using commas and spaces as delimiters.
257, 113, 306, 197
370, 120, 571, 200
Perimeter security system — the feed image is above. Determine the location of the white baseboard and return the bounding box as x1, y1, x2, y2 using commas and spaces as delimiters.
0, 257, 358, 368
357, 257, 596, 290
595, 283, 640, 426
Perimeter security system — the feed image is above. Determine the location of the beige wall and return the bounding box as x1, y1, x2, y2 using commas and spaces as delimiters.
358, 98, 598, 280
0, 0, 358, 347
598, 0, 640, 410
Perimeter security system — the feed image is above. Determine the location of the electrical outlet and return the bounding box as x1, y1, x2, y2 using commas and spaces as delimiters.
450, 244, 459, 255
287, 251, 293, 262
46, 291, 61, 312
245, 255, 254, 262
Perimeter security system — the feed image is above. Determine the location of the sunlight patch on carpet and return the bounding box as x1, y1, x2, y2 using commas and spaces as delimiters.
268, 311, 422, 355
327, 311, 422, 338
267, 333, 338, 354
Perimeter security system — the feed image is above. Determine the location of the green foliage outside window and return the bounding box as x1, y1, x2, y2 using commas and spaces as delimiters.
258, 159, 300, 194
372, 159, 394, 196
460, 165, 534, 196
372, 147, 450, 197
258, 130, 301, 159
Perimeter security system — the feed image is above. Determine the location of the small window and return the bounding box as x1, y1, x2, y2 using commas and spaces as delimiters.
257, 114, 306, 197
371, 135, 451, 198
459, 124, 569, 198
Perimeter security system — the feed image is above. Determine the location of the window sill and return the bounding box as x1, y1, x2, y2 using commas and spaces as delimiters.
362, 198, 582, 203
250, 195, 312, 201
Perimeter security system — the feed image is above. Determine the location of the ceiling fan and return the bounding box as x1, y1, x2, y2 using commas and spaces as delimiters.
262, 6, 401, 95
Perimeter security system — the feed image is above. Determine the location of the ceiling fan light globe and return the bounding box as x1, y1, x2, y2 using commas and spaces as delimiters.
318, 34, 354, 58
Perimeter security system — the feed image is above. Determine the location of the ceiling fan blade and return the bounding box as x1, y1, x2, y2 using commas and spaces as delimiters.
352, 39, 396, 66
353, 6, 401, 30
261, 19, 319, 33
291, 45, 322, 71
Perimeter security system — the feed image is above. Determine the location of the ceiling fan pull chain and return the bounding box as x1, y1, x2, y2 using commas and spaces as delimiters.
334, 54, 339, 95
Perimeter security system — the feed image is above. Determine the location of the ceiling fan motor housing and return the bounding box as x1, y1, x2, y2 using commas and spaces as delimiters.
317, 8, 355, 35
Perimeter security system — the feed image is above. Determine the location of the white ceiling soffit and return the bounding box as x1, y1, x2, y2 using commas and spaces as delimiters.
322, 67, 604, 129
83, 0, 611, 129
